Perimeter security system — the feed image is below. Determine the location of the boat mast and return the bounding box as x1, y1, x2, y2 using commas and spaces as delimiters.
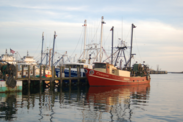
41, 32, 44, 65
46, 48, 48, 67
100, 16, 105, 62
49, 49, 52, 66
129, 24, 136, 67
51, 31, 57, 67
83, 20, 87, 60
110, 26, 114, 64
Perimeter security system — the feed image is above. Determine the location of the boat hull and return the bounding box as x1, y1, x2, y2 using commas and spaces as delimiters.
55, 68, 85, 77
84, 68, 150, 86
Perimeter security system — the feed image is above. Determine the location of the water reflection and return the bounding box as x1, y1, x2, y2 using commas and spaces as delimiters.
0, 92, 22, 121
0, 84, 150, 122
38, 86, 89, 122
86, 84, 150, 121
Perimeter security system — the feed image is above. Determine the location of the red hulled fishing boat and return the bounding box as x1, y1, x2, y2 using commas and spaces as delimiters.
84, 23, 150, 86
84, 62, 150, 86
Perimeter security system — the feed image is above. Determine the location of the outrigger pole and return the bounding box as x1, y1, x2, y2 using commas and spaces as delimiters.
129, 24, 136, 67
110, 26, 114, 65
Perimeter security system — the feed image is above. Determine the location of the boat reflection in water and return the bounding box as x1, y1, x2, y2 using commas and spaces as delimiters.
85, 84, 150, 121
0, 84, 150, 121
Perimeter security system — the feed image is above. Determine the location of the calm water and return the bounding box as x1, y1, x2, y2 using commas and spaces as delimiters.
0, 73, 183, 122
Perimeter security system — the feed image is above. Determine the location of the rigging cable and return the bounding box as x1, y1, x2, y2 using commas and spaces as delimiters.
134, 32, 142, 63
70, 28, 83, 58
91, 21, 100, 43
33, 37, 42, 62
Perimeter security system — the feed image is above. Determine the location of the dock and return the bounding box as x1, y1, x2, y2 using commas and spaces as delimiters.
0, 65, 88, 93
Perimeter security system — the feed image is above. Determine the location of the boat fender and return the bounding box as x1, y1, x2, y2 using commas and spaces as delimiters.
84, 69, 88, 73
146, 75, 150, 80
6, 76, 17, 88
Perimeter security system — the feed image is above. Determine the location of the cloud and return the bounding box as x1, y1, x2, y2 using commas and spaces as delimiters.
0, 0, 183, 71
10, 4, 87, 11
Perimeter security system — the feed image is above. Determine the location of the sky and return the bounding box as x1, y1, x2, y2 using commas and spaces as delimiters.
0, 0, 183, 72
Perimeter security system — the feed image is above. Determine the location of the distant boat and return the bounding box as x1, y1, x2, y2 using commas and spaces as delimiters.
84, 24, 151, 86
0, 50, 52, 78
0, 50, 17, 64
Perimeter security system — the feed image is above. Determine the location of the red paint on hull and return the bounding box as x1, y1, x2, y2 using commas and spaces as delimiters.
85, 68, 150, 86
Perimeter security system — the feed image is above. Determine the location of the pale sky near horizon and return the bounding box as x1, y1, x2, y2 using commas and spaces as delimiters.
0, 0, 183, 72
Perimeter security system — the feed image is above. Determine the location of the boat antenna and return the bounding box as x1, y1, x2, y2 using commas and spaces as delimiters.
129, 23, 136, 67
110, 26, 114, 65
100, 16, 105, 62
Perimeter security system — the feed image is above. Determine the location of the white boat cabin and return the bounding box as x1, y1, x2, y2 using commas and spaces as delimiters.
0, 54, 16, 64
93, 62, 130, 77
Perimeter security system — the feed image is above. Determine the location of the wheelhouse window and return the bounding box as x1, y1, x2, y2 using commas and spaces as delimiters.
94, 63, 106, 68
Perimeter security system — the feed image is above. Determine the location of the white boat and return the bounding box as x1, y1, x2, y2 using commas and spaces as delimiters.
16, 54, 52, 78
0, 50, 52, 78
0, 52, 17, 65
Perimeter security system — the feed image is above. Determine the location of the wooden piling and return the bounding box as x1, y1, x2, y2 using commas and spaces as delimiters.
53, 66, 55, 78
33, 65, 35, 77
69, 66, 71, 86
77, 67, 80, 85
28, 65, 31, 91
51, 66, 55, 79
50, 66, 55, 90
60, 66, 63, 87
43, 65, 45, 76
28, 65, 30, 80
40, 65, 42, 79
15, 65, 18, 80
39, 66, 42, 92
21, 65, 24, 78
